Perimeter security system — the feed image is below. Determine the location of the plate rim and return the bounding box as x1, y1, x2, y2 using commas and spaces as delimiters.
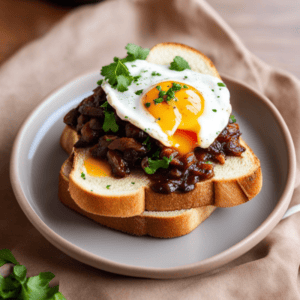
10, 71, 296, 279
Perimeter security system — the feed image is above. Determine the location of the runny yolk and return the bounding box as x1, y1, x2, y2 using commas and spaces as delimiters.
142, 81, 205, 154
84, 156, 112, 177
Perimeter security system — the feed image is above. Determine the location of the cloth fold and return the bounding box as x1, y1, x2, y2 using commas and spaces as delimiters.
2, 0, 300, 298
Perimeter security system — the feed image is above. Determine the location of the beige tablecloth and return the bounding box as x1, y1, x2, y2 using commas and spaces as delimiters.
2, 0, 300, 298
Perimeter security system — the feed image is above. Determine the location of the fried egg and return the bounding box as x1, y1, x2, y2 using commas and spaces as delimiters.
101, 59, 231, 154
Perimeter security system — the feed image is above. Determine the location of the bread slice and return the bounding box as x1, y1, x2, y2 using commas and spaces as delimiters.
59, 155, 216, 238
67, 137, 261, 217
62, 43, 262, 218
146, 42, 222, 79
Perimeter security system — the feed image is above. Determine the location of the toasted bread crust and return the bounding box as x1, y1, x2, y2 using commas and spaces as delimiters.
147, 42, 222, 80
59, 157, 216, 238
65, 125, 262, 217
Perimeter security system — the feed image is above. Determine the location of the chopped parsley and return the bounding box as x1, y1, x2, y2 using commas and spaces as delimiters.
152, 150, 160, 159
169, 56, 191, 71
135, 89, 143, 95
142, 136, 151, 150
100, 43, 150, 92
211, 89, 214, 92
145, 102, 151, 108
230, 115, 236, 123
154, 98, 164, 104
133, 75, 141, 82
184, 76, 188, 79
183, 84, 188, 89
131, 65, 136, 67
217, 96, 220, 98
106, 138, 112, 142
103, 111, 119, 132
212, 109, 217, 112
216, 131, 220, 135
106, 185, 111, 189
101, 101, 119, 133
217, 82, 226, 87
144, 156, 173, 174
131, 182, 135, 184
151, 71, 161, 76
81, 172, 86, 180
97, 79, 104, 85
205, 161, 212, 164
156, 85, 162, 91
125, 116, 128, 119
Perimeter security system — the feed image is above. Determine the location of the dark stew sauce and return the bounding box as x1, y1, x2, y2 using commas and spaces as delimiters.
64, 86, 246, 194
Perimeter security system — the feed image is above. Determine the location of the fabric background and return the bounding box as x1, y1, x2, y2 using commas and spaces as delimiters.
1, 0, 300, 298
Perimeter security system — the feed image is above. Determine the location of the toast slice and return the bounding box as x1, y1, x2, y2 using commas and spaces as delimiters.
61, 43, 262, 218
59, 155, 216, 238
67, 134, 261, 217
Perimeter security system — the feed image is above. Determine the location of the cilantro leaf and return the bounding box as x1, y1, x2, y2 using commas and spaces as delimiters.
0, 249, 20, 267
230, 115, 236, 123
125, 43, 150, 60
135, 89, 143, 95
144, 156, 172, 174
101, 58, 133, 92
103, 111, 119, 132
169, 56, 191, 71
0, 249, 66, 300
116, 75, 132, 92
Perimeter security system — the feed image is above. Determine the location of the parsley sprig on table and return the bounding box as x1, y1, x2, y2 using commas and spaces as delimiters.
100, 44, 150, 92
0, 249, 66, 300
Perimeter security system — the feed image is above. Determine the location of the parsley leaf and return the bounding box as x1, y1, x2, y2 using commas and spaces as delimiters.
103, 111, 119, 132
169, 56, 191, 71
144, 156, 172, 174
0, 249, 20, 267
230, 115, 236, 123
81, 172, 86, 180
142, 136, 151, 150
217, 82, 226, 87
116, 74, 132, 92
135, 89, 144, 95
101, 58, 133, 92
0, 249, 66, 300
125, 43, 150, 60
106, 185, 111, 189
97, 79, 103, 85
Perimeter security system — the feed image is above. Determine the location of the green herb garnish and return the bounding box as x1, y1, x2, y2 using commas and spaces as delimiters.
212, 109, 217, 112
135, 89, 143, 95
106, 185, 111, 189
131, 182, 135, 184
0, 249, 66, 300
151, 71, 161, 76
184, 76, 188, 79
106, 138, 112, 142
133, 75, 141, 82
183, 84, 188, 89
142, 136, 151, 150
230, 115, 236, 123
169, 56, 191, 71
144, 156, 173, 174
154, 98, 164, 104
97, 79, 104, 85
100, 43, 149, 92
103, 111, 119, 132
217, 82, 226, 87
205, 161, 212, 164
145, 102, 151, 108
156, 85, 162, 91
81, 172, 86, 180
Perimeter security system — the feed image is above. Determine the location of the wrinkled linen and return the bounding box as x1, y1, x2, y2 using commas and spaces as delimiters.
1, 0, 300, 298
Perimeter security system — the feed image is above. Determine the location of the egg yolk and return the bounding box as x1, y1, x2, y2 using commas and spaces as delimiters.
142, 81, 205, 154
84, 156, 112, 177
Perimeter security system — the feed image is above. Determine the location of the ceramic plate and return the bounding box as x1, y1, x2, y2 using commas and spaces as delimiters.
10, 72, 296, 279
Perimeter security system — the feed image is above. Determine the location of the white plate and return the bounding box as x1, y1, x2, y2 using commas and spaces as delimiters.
10, 72, 296, 279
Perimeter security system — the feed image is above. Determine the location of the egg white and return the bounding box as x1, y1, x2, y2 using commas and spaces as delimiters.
101, 60, 231, 148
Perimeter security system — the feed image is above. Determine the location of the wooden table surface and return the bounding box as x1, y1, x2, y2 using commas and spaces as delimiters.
1, 0, 299, 78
